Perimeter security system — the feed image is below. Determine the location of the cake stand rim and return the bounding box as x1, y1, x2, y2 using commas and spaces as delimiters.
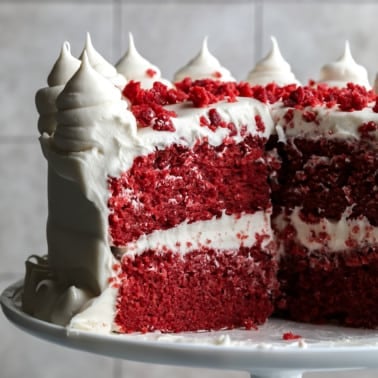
2, 280, 378, 374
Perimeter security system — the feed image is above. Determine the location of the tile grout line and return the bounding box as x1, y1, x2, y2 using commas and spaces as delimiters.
253, 0, 263, 61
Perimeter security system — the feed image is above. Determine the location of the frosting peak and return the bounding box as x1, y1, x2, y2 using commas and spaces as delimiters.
246, 37, 299, 86
56, 52, 121, 111
116, 33, 171, 89
81, 33, 126, 88
53, 52, 134, 152
47, 42, 81, 86
174, 37, 235, 82
35, 42, 81, 135
319, 41, 371, 88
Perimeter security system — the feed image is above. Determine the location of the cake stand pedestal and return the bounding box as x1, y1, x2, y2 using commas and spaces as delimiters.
2, 281, 378, 378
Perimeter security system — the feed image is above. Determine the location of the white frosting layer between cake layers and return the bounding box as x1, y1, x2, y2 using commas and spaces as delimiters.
119, 210, 273, 257
274, 206, 378, 253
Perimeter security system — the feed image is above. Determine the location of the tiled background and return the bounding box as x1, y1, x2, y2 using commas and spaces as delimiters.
1, 0, 378, 377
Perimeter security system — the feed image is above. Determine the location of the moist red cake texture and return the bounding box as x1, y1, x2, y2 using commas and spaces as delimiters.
272, 137, 378, 328
115, 247, 277, 333
108, 80, 378, 332
108, 136, 270, 245
107, 80, 279, 332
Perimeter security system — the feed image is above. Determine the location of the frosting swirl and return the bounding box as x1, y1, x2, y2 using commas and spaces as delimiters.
80, 33, 126, 89
53, 52, 135, 152
35, 42, 81, 135
246, 37, 299, 86
173, 37, 235, 82
319, 41, 371, 88
116, 33, 171, 89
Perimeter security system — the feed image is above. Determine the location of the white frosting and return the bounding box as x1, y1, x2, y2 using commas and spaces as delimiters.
80, 33, 126, 89
116, 33, 171, 89
319, 41, 371, 88
246, 37, 300, 86
53, 52, 136, 153
273, 104, 378, 141
120, 211, 272, 257
153, 97, 274, 148
69, 286, 118, 333
37, 52, 137, 300
275, 206, 378, 253
173, 37, 235, 82
35, 42, 81, 135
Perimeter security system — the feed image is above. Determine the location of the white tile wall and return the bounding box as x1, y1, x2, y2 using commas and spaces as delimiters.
1, 1, 378, 377
119, 2, 255, 81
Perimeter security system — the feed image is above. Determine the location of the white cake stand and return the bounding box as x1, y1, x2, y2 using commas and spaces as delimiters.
2, 281, 378, 378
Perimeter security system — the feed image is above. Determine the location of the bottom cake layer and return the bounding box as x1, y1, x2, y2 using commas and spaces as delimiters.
276, 247, 378, 328
115, 247, 278, 333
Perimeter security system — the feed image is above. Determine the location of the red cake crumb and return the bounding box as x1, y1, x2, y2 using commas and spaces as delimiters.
255, 115, 265, 132
302, 110, 318, 123
146, 68, 157, 78
358, 121, 378, 137
212, 71, 222, 79
115, 247, 277, 333
189, 86, 218, 107
284, 109, 294, 123
282, 332, 302, 340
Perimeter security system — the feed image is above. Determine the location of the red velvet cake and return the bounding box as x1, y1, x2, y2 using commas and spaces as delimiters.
23, 34, 378, 333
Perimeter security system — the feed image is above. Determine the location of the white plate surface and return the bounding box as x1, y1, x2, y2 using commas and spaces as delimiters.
2, 280, 378, 376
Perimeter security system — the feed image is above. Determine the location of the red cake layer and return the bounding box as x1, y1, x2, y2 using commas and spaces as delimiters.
271, 137, 378, 225
108, 136, 271, 246
270, 135, 378, 328
115, 247, 278, 333
276, 247, 378, 328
